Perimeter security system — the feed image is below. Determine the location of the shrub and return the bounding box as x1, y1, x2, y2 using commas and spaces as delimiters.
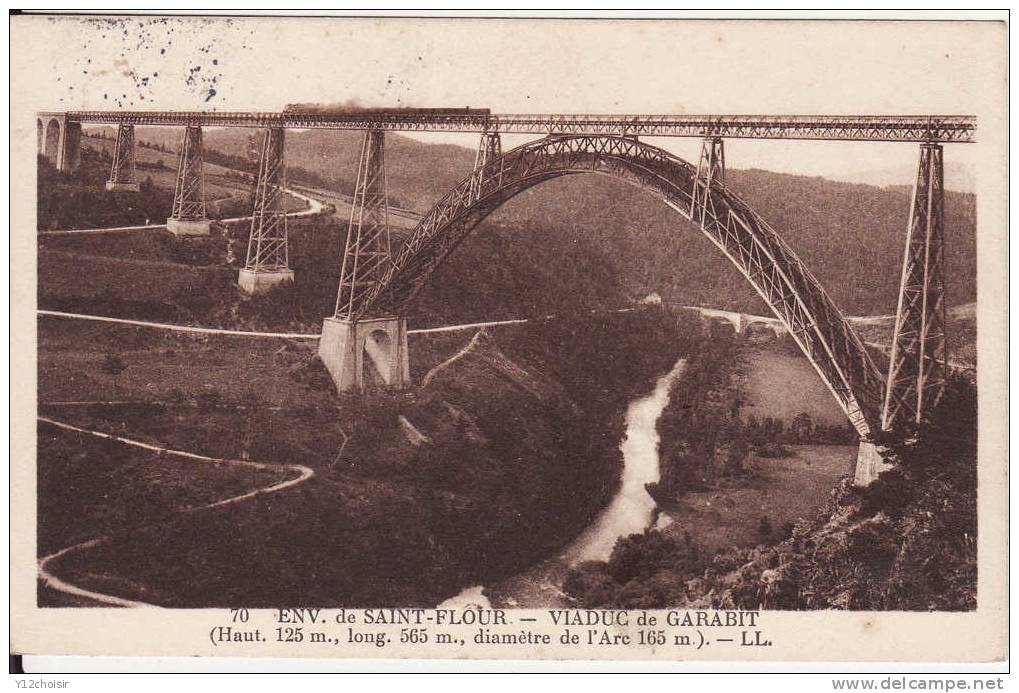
100, 353, 127, 376
195, 390, 222, 412
755, 441, 792, 458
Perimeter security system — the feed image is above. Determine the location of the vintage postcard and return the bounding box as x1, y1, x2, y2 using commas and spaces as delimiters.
9, 13, 1008, 666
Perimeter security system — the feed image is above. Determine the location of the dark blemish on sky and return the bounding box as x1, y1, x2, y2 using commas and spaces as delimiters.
61, 16, 253, 109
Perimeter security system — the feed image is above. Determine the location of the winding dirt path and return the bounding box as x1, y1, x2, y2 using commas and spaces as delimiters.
37, 309, 320, 339
421, 329, 487, 386
37, 186, 324, 237
36, 307, 637, 339
37, 416, 315, 608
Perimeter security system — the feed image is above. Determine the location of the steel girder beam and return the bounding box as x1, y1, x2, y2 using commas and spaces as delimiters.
881, 143, 948, 431
63, 111, 977, 143
352, 134, 883, 437
244, 127, 290, 272
334, 129, 392, 319
108, 124, 136, 185
170, 125, 206, 222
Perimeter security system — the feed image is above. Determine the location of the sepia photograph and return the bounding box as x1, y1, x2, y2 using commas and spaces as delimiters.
9, 11, 1009, 670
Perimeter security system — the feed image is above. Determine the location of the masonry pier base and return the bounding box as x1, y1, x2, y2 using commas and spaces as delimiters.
166, 218, 211, 236
238, 268, 294, 295
105, 181, 140, 192
854, 440, 893, 486
318, 316, 410, 392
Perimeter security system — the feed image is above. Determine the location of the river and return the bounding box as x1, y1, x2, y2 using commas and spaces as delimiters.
437, 358, 687, 609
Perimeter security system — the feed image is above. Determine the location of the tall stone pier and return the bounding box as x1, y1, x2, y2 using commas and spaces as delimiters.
318, 317, 410, 392
37, 114, 81, 172
854, 440, 893, 486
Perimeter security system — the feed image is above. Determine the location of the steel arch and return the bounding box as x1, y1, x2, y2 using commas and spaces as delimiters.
356, 135, 884, 437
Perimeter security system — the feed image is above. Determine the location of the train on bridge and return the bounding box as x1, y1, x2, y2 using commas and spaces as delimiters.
283, 104, 491, 116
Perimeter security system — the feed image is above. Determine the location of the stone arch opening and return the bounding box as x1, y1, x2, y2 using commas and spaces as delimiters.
363, 328, 394, 385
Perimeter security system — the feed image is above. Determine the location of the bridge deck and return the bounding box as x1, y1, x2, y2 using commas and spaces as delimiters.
59, 111, 976, 143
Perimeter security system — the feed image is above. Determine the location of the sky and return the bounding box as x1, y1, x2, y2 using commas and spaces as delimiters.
15, 15, 1004, 190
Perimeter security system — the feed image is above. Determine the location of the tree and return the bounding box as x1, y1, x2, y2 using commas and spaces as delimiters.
724, 432, 751, 475
790, 412, 814, 443
100, 353, 127, 399
101, 353, 126, 376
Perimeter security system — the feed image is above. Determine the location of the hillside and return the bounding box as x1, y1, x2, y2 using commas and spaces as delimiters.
81, 125, 977, 317
86, 125, 474, 211
39, 308, 695, 606
492, 172, 976, 316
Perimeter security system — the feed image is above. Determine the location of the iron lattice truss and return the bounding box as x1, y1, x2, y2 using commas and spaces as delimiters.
334, 130, 392, 319
108, 124, 136, 185
882, 143, 948, 431
245, 127, 290, 272
470, 132, 502, 200
691, 136, 724, 225
353, 134, 884, 437
64, 111, 976, 143
170, 125, 206, 221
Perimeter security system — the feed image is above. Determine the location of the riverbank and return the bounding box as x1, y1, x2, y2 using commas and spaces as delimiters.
564, 333, 863, 608
457, 358, 687, 609
646, 379, 977, 611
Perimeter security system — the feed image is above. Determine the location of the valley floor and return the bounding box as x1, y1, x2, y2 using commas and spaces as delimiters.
655, 444, 856, 555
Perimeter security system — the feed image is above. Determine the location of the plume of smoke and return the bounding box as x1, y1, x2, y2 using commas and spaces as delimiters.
283, 101, 488, 115
285, 99, 379, 113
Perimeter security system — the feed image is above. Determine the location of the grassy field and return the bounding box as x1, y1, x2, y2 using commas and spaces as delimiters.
739, 347, 847, 428
657, 444, 856, 553
658, 339, 858, 550
38, 248, 237, 322
37, 427, 288, 558
37, 211, 328, 325
37, 319, 332, 408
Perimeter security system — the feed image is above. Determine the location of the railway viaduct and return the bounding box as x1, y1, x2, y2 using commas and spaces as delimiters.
38, 109, 976, 483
